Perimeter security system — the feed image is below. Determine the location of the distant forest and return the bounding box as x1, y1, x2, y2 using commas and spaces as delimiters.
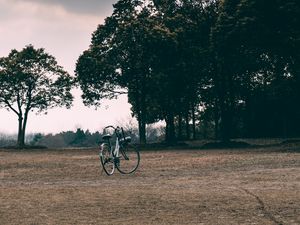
0, 125, 164, 148
1, 0, 300, 147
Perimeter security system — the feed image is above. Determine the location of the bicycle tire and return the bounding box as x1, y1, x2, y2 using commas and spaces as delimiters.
99, 143, 115, 175
115, 144, 140, 174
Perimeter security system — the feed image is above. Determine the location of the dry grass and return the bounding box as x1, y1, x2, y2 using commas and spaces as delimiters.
0, 144, 300, 225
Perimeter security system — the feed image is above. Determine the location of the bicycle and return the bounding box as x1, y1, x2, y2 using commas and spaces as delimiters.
99, 126, 140, 175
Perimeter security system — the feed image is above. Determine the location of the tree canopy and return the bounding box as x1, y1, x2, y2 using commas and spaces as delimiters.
76, 0, 300, 143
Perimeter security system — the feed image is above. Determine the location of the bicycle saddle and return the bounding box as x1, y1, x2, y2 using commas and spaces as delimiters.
102, 134, 112, 140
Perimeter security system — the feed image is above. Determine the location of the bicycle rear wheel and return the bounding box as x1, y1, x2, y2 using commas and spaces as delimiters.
99, 143, 115, 175
116, 144, 140, 174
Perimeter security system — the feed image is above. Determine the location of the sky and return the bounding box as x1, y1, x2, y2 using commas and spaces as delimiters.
0, 0, 135, 134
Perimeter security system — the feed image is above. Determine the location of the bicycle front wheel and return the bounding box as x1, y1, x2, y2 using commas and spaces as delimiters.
99, 143, 115, 175
116, 144, 140, 174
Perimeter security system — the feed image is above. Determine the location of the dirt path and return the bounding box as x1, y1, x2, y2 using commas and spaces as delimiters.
0, 147, 299, 224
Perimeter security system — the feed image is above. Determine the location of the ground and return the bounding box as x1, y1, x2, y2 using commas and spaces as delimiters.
0, 143, 300, 225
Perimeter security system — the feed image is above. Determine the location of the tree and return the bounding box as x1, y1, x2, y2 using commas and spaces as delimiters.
210, 0, 245, 141
0, 45, 73, 147
71, 128, 87, 146
208, 0, 300, 140
76, 0, 220, 143
231, 0, 300, 138
76, 0, 158, 144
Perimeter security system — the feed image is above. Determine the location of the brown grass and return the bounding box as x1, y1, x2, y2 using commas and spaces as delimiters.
0, 145, 300, 225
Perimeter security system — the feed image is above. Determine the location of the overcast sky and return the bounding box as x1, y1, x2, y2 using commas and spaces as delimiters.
0, 0, 135, 134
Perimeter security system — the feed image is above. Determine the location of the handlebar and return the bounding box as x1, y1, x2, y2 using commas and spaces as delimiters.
103, 125, 123, 136
104, 125, 116, 130
102, 125, 131, 144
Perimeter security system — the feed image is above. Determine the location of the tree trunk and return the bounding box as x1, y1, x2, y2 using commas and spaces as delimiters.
217, 75, 232, 142
138, 116, 146, 145
178, 114, 183, 140
203, 118, 208, 139
214, 105, 219, 140
139, 83, 147, 144
21, 110, 29, 147
17, 115, 24, 147
244, 96, 253, 138
220, 106, 232, 143
218, 83, 231, 142
134, 78, 146, 145
192, 106, 196, 140
215, 57, 233, 142
165, 112, 176, 144
185, 112, 190, 140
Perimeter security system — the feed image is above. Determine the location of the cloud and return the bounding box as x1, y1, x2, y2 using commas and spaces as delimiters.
0, 0, 111, 72
12, 0, 118, 16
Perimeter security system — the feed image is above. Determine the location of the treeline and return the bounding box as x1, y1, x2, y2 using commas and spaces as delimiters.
0, 125, 165, 148
30, 129, 101, 148
76, 0, 300, 143
0, 130, 100, 148
30, 127, 161, 148
0, 133, 17, 147
0, 130, 102, 148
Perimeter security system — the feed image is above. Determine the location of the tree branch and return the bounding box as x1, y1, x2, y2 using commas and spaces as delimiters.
16, 92, 23, 116
3, 99, 20, 116
105, 87, 128, 95
109, 90, 128, 95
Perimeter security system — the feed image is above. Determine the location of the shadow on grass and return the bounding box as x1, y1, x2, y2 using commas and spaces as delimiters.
138, 138, 300, 151
200, 141, 251, 149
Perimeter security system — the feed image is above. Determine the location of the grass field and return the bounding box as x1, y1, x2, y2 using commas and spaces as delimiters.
1, 143, 300, 225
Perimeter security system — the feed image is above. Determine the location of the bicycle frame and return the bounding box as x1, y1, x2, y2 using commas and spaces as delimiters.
104, 126, 123, 162
112, 136, 120, 159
